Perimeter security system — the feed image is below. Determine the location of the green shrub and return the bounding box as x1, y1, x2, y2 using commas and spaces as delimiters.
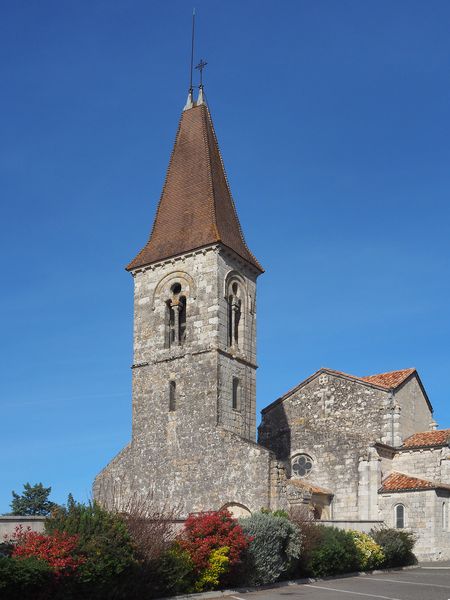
370, 528, 416, 567
45, 496, 136, 598
0, 542, 14, 558
307, 526, 359, 577
0, 556, 53, 600
239, 511, 303, 585
125, 544, 195, 599
350, 531, 384, 570
153, 544, 195, 597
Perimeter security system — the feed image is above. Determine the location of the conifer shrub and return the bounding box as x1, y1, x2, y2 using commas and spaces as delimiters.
306, 526, 359, 577
350, 530, 385, 570
370, 528, 416, 567
239, 511, 303, 585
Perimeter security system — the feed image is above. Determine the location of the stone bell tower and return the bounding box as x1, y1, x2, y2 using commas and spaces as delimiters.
94, 89, 273, 515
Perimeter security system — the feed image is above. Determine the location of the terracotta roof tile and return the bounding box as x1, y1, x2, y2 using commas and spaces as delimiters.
127, 103, 262, 272
302, 368, 416, 391
402, 429, 450, 449
289, 479, 333, 495
324, 368, 415, 390
262, 367, 420, 414
359, 368, 416, 389
379, 472, 450, 493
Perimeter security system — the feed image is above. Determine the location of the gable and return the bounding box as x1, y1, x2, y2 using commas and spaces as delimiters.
393, 372, 433, 413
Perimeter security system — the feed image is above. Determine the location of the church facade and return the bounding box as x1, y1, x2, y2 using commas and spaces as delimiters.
94, 89, 450, 561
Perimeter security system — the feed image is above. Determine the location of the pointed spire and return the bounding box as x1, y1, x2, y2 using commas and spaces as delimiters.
183, 90, 194, 111
197, 86, 205, 106
127, 103, 263, 273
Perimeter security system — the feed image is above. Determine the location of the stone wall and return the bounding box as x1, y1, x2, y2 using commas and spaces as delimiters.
0, 516, 46, 538
393, 446, 450, 482
394, 376, 433, 443
94, 244, 273, 516
259, 372, 391, 520
379, 489, 450, 561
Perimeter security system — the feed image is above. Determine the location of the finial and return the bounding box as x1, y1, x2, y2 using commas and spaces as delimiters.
184, 9, 196, 111
195, 59, 207, 105
188, 10, 196, 96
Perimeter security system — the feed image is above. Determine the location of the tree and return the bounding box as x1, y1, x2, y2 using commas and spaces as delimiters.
10, 483, 57, 516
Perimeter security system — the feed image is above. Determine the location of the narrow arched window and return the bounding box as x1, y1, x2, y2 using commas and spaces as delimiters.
165, 283, 186, 348
166, 300, 175, 347
179, 296, 186, 342
227, 282, 241, 347
395, 504, 405, 529
232, 377, 240, 411
169, 381, 176, 412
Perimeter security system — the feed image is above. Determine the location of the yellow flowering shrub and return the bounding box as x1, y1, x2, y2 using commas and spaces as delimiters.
350, 531, 385, 570
194, 546, 230, 592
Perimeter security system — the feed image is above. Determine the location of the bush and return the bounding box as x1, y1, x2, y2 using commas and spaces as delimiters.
153, 544, 195, 596
11, 526, 84, 576
350, 531, 384, 571
239, 511, 303, 585
179, 509, 250, 582
370, 528, 416, 567
288, 506, 323, 577
306, 526, 359, 577
0, 541, 14, 558
45, 496, 136, 598
125, 543, 195, 599
194, 546, 230, 592
0, 556, 53, 600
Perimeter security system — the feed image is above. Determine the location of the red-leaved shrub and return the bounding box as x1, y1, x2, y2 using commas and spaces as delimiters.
178, 510, 251, 571
11, 525, 84, 576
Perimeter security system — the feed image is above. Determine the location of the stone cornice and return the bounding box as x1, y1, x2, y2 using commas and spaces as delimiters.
129, 244, 220, 277
131, 345, 257, 369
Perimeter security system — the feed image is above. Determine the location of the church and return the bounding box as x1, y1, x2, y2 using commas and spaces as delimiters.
94, 85, 450, 561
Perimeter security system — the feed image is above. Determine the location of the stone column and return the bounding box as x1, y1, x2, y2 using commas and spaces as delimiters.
172, 302, 180, 345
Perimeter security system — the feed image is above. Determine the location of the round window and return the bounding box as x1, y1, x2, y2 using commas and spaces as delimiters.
292, 454, 313, 478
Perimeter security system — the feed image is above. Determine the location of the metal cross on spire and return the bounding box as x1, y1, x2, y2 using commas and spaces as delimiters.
195, 58, 207, 88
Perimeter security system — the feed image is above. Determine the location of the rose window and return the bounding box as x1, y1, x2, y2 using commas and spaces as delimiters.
291, 454, 313, 478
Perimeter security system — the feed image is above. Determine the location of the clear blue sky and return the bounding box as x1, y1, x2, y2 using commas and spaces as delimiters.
1, 0, 449, 513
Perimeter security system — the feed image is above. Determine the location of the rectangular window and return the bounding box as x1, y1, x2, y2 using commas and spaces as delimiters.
169, 380, 176, 412
232, 377, 240, 411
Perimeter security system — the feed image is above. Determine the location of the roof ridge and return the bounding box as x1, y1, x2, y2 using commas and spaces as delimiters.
203, 105, 263, 271
199, 104, 220, 241
126, 112, 184, 271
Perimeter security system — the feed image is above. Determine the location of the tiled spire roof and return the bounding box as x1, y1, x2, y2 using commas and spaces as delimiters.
127, 101, 263, 272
